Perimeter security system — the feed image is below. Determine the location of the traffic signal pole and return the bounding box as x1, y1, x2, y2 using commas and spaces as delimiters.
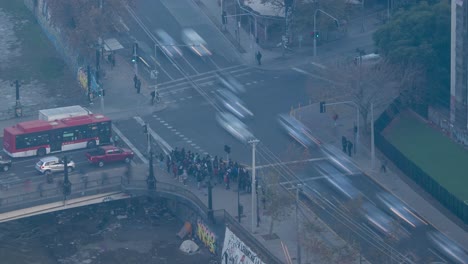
313, 9, 340, 57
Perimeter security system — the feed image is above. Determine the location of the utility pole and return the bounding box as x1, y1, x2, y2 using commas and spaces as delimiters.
371, 102, 375, 169
147, 151, 156, 190
248, 139, 259, 233
87, 65, 92, 103
296, 184, 302, 264
313, 9, 340, 57
62, 156, 72, 202
12, 80, 22, 117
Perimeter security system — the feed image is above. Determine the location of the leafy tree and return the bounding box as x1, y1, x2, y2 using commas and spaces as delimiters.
373, 0, 450, 106
46, 0, 134, 61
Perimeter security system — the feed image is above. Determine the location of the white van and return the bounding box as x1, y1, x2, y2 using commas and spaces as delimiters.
354, 53, 381, 65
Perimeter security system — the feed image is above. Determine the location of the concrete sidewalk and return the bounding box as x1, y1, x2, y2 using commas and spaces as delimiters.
293, 102, 468, 251
194, 0, 382, 70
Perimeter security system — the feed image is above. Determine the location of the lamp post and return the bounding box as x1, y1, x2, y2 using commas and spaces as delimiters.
248, 139, 259, 233
62, 156, 72, 202
147, 151, 156, 190
313, 9, 339, 57
208, 180, 214, 223
295, 184, 303, 264
237, 177, 241, 223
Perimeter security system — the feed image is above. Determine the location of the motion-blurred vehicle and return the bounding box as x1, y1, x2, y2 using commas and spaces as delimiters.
155, 29, 183, 58
315, 161, 361, 200
321, 144, 360, 175
181, 28, 212, 57
427, 231, 468, 264
0, 155, 12, 172
217, 89, 253, 119
35, 156, 75, 175
216, 112, 254, 144
86, 146, 134, 167
217, 72, 245, 94
361, 202, 409, 241
277, 114, 321, 148
376, 192, 427, 228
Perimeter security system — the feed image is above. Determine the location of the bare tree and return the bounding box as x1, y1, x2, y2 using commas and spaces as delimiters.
262, 172, 294, 236
317, 61, 401, 132
46, 0, 134, 61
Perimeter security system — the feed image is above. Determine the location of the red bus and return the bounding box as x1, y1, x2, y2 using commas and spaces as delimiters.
3, 114, 112, 158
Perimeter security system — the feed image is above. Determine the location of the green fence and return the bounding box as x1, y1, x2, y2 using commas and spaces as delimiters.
374, 99, 468, 224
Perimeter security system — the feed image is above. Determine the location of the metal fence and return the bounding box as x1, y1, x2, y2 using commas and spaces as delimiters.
375, 98, 468, 224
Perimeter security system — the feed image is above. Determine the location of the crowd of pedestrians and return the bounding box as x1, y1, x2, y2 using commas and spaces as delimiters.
158, 147, 253, 192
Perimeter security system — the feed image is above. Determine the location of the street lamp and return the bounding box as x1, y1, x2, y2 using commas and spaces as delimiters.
295, 184, 303, 264
313, 9, 340, 57
248, 139, 259, 233
147, 151, 156, 190
62, 156, 72, 201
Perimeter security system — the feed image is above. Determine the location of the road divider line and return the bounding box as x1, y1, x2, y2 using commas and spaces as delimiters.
246, 157, 328, 170
112, 124, 148, 164
133, 116, 173, 155
291, 67, 339, 85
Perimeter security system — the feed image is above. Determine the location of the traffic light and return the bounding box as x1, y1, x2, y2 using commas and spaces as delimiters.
222, 11, 227, 25
315, 31, 320, 38
143, 123, 148, 134
224, 144, 231, 154
320, 101, 326, 113
132, 42, 139, 63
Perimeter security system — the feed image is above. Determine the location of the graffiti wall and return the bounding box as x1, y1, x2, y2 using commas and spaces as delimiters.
221, 227, 265, 264
196, 219, 217, 254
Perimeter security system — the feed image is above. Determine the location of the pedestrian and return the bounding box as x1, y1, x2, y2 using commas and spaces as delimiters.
110, 53, 116, 68
224, 172, 230, 190
136, 79, 141, 94
151, 90, 156, 105
256, 51, 262, 66
342, 136, 347, 153
380, 159, 387, 173
133, 74, 138, 88
347, 140, 353, 157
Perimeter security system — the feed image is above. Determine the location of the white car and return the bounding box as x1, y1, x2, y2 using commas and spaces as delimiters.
217, 89, 253, 119
155, 29, 183, 58
216, 112, 254, 144
278, 114, 320, 148
217, 73, 245, 94
427, 231, 468, 264
35, 156, 75, 175
315, 161, 361, 200
181, 28, 212, 57
376, 192, 427, 228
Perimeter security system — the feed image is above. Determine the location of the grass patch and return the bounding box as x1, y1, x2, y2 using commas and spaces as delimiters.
383, 112, 468, 201
0, 0, 66, 82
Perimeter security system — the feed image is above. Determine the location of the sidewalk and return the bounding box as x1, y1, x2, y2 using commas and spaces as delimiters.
293, 102, 468, 251
133, 159, 364, 263
194, 0, 382, 70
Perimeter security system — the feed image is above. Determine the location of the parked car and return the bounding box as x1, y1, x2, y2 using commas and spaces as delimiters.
181, 28, 212, 57
86, 146, 134, 167
0, 155, 12, 172
35, 156, 75, 175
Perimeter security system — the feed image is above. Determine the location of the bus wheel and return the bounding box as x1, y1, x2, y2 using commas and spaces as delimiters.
37, 148, 46, 157
87, 140, 96, 149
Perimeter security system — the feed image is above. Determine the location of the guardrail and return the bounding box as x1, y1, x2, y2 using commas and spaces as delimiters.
1, 174, 282, 263
0, 175, 122, 213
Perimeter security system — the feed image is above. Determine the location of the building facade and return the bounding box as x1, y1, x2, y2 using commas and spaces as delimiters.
450, 0, 468, 129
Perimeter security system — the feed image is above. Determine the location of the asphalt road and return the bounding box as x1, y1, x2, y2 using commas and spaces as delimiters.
110, 65, 453, 263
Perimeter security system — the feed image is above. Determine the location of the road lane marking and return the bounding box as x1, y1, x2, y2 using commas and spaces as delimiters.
112, 124, 147, 164
132, 116, 173, 155
291, 67, 338, 85
246, 157, 328, 170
